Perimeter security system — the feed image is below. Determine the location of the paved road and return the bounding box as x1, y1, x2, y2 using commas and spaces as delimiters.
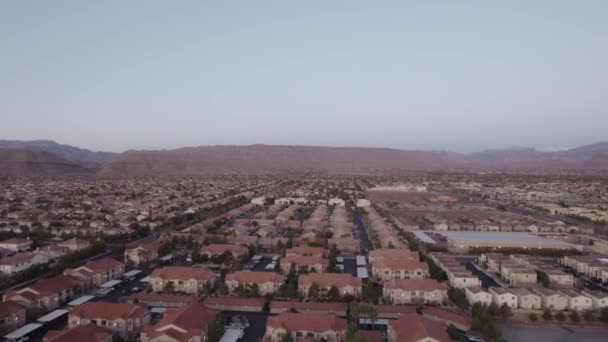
342, 256, 358, 277
465, 261, 501, 288
351, 208, 373, 252
223, 311, 269, 342
502, 324, 608, 342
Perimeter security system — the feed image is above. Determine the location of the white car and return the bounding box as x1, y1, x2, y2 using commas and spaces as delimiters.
97, 288, 113, 295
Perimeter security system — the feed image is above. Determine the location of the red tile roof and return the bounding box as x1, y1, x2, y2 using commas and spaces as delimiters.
0, 300, 25, 318
70, 302, 148, 320
281, 255, 328, 267
270, 301, 348, 313
389, 314, 450, 342
422, 307, 472, 329
298, 273, 361, 289
200, 244, 248, 256
82, 257, 123, 272
384, 279, 448, 291
225, 271, 283, 284
43, 324, 112, 342
372, 259, 429, 271
267, 312, 347, 333
142, 302, 217, 341
151, 266, 214, 281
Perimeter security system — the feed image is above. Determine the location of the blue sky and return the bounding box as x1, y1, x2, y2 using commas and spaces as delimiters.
1, 1, 607, 152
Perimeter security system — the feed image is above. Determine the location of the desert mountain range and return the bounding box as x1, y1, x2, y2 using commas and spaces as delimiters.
1, 140, 607, 177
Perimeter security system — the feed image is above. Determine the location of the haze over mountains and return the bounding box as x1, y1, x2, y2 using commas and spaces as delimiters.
1, 140, 607, 177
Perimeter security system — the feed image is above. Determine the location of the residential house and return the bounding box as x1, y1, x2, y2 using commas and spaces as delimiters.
387, 314, 450, 342
264, 312, 346, 342
280, 255, 328, 273
69, 302, 150, 340
4, 275, 83, 314
533, 288, 568, 311
582, 290, 608, 309
383, 279, 448, 305
64, 257, 125, 289
0, 253, 49, 275
0, 238, 32, 252
511, 288, 541, 310
140, 302, 217, 342
150, 266, 215, 295
489, 287, 517, 309
225, 271, 283, 296
200, 244, 248, 259
124, 242, 160, 266
465, 287, 492, 306
559, 288, 592, 311
43, 325, 113, 342
298, 273, 362, 299
0, 301, 26, 334
371, 259, 429, 281
57, 238, 90, 251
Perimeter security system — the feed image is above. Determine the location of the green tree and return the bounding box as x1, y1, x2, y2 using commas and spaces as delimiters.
543, 309, 553, 321
448, 288, 469, 311
308, 282, 320, 301
327, 285, 340, 302
583, 310, 595, 322
569, 311, 580, 323
529, 313, 538, 322
555, 312, 566, 322
281, 331, 294, 342
207, 312, 224, 342
164, 281, 175, 293
447, 323, 461, 341
499, 303, 512, 320
537, 271, 550, 287
600, 307, 608, 324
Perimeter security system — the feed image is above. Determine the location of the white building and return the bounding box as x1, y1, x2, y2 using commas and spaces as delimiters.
465, 286, 492, 306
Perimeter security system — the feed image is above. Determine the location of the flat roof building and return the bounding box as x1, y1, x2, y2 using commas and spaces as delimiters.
440, 231, 574, 250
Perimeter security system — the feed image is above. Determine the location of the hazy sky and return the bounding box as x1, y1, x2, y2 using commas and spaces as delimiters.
1, 1, 607, 153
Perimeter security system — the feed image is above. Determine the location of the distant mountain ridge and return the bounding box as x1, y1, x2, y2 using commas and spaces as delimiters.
0, 148, 98, 177
0, 140, 119, 163
0, 140, 607, 177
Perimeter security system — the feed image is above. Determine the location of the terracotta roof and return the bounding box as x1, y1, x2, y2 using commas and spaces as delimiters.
389, 314, 450, 342
0, 237, 31, 244
298, 273, 361, 289
422, 307, 472, 329
270, 301, 348, 312
0, 300, 25, 318
0, 253, 35, 266
70, 302, 148, 320
200, 244, 248, 255
369, 248, 418, 261
465, 286, 488, 295
151, 266, 214, 281
285, 247, 326, 256
142, 302, 217, 341
57, 238, 89, 246
125, 241, 160, 254
225, 271, 283, 284
130, 293, 199, 306
384, 279, 448, 292
267, 312, 347, 332
281, 255, 328, 267
43, 324, 112, 342
27, 275, 82, 295
82, 257, 123, 272
372, 304, 417, 316
203, 296, 265, 309
372, 258, 429, 271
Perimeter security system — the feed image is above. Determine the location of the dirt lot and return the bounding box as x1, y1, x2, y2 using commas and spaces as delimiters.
367, 190, 454, 204
391, 206, 529, 222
